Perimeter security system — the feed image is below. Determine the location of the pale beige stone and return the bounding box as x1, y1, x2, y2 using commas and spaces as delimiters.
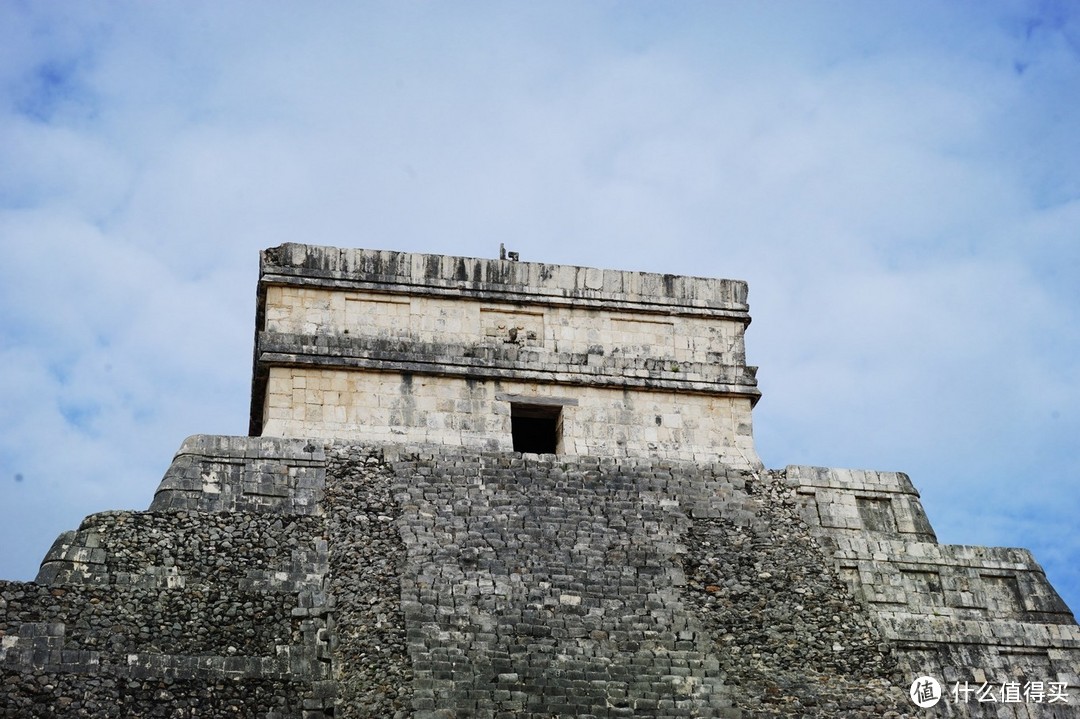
260, 367, 760, 469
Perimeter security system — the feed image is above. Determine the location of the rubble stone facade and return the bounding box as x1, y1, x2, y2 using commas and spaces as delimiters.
1, 245, 1076, 717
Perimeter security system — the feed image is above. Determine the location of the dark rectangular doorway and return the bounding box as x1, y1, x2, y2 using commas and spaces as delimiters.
511, 403, 561, 454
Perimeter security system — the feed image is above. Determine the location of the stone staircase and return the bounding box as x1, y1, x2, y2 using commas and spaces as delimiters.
11, 437, 1069, 717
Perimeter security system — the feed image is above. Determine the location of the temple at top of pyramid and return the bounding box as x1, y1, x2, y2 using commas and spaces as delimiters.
2, 243, 1077, 718
250, 243, 761, 466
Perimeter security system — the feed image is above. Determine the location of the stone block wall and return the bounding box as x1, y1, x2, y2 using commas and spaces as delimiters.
146, 434, 327, 515
786, 465, 1080, 717
1, 437, 335, 718
3, 436, 924, 718
383, 448, 908, 718
260, 369, 759, 468
262, 286, 746, 372
259, 245, 750, 315
391, 451, 741, 718
249, 244, 761, 465
786, 466, 936, 541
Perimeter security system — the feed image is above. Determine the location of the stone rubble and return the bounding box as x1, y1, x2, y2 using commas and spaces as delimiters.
324, 444, 411, 718
680, 469, 910, 717
3, 437, 1078, 717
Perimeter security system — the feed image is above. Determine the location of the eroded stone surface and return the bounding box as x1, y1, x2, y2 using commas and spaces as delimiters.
3, 438, 1078, 717
324, 444, 411, 718
3, 247, 1076, 717
251, 244, 761, 468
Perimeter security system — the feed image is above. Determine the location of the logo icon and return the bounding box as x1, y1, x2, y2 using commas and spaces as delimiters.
910, 676, 942, 708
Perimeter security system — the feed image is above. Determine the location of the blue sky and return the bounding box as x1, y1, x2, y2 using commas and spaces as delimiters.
1, 2, 1078, 616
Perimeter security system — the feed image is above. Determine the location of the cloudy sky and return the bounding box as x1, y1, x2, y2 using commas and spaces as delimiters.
1, 2, 1078, 614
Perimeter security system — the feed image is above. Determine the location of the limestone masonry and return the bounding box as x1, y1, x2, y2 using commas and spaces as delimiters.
251, 244, 760, 467
2, 244, 1077, 718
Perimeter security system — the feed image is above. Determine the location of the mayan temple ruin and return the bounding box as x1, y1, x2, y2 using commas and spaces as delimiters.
1, 243, 1077, 718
